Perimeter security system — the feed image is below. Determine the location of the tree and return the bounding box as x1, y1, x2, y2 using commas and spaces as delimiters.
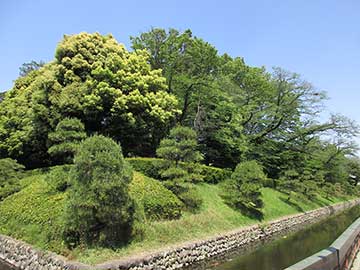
19, 60, 45, 77
131, 28, 219, 125
131, 29, 251, 168
222, 161, 266, 218
0, 91, 5, 103
48, 118, 87, 164
0, 158, 24, 200
156, 126, 203, 210
0, 32, 179, 167
63, 135, 134, 247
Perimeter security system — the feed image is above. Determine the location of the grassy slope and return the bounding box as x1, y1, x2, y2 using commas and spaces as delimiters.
0, 173, 350, 265
0, 175, 66, 253
77, 184, 347, 264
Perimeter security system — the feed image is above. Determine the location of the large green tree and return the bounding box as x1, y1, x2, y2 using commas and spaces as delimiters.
131, 29, 249, 167
131, 28, 218, 125
0, 33, 179, 167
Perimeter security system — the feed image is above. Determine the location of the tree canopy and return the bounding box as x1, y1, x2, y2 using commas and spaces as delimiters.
0, 32, 179, 167
0, 29, 358, 193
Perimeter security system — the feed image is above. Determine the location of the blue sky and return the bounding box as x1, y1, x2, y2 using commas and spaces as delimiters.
1, 0, 359, 132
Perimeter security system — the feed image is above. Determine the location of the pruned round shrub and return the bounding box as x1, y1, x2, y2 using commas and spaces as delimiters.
130, 172, 183, 220
222, 160, 266, 218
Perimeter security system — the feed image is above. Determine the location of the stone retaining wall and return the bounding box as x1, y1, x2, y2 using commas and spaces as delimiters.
1, 199, 359, 270
0, 234, 88, 270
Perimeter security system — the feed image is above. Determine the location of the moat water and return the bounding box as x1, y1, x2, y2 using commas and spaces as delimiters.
191, 205, 360, 270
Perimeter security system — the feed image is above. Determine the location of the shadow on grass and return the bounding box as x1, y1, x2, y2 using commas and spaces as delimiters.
279, 197, 305, 212
239, 207, 264, 221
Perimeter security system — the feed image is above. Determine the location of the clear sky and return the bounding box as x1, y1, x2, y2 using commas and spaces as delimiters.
1, 0, 359, 131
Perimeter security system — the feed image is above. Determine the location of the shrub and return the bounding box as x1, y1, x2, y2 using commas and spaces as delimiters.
63, 135, 135, 247
199, 165, 232, 184
277, 178, 303, 201
45, 165, 73, 192
342, 181, 356, 196
156, 126, 204, 211
126, 157, 163, 179
222, 160, 266, 218
322, 182, 336, 199
0, 158, 24, 200
129, 172, 183, 220
177, 187, 203, 212
277, 170, 319, 201
156, 126, 204, 185
302, 180, 318, 200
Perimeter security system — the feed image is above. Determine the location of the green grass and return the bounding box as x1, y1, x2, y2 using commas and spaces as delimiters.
0, 172, 352, 265
76, 184, 350, 264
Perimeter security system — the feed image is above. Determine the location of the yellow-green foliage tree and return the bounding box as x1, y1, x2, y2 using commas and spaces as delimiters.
0, 33, 179, 167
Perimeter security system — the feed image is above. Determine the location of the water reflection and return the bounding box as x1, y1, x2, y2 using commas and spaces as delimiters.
201, 206, 360, 270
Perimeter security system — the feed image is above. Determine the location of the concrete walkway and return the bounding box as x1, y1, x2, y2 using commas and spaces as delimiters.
351, 251, 360, 270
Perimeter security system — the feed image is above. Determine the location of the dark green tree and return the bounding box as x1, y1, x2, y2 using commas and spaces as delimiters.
64, 135, 134, 247
48, 118, 87, 164
0, 158, 24, 200
156, 126, 203, 210
19, 60, 45, 77
222, 160, 266, 218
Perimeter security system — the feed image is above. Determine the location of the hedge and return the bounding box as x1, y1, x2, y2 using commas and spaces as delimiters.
126, 157, 162, 179
130, 172, 183, 220
126, 157, 231, 184
0, 176, 66, 253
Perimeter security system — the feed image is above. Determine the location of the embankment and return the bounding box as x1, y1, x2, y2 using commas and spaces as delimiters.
1, 199, 359, 270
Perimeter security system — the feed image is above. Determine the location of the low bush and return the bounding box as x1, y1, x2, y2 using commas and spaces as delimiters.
222, 160, 266, 219
199, 165, 232, 184
45, 165, 73, 192
129, 172, 183, 220
126, 157, 162, 179
177, 187, 203, 212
